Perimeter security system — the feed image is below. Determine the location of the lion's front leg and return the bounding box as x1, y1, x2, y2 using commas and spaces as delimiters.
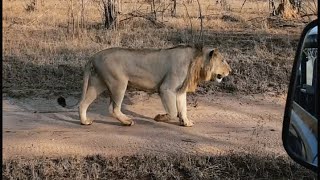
177, 92, 194, 127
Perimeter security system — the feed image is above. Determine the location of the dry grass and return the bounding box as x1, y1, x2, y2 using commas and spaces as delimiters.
2, 153, 317, 180
2, 0, 315, 98
2, 1, 318, 178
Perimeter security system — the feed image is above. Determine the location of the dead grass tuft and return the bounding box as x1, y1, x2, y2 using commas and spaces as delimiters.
2, 0, 311, 97
2, 153, 317, 179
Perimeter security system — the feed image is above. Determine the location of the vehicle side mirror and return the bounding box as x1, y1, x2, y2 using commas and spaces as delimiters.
282, 20, 318, 173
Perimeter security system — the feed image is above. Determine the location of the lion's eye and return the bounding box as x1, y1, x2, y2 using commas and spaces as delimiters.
217, 74, 222, 79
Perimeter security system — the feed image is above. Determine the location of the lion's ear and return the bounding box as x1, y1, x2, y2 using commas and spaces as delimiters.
209, 48, 219, 58
209, 50, 214, 58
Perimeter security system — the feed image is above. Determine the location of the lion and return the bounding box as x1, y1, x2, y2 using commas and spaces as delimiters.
57, 45, 231, 127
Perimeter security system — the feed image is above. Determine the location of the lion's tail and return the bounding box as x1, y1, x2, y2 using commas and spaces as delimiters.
57, 60, 92, 109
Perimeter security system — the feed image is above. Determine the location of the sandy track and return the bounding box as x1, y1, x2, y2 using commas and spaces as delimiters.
3, 92, 287, 159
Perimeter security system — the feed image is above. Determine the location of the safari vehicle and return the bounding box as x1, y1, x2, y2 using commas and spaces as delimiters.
282, 19, 318, 173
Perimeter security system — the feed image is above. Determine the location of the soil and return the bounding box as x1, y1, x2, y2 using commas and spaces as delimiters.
3, 92, 287, 160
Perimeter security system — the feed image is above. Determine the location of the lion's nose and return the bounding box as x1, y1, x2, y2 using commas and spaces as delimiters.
217, 74, 222, 79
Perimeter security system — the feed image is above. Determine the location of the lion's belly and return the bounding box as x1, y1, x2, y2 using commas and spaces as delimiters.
125, 60, 168, 91
128, 75, 161, 91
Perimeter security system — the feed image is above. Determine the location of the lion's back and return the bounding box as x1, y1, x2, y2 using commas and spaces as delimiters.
91, 46, 196, 91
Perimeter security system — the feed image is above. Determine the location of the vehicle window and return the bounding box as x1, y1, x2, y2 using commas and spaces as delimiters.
294, 32, 318, 117
287, 25, 318, 168
304, 48, 316, 86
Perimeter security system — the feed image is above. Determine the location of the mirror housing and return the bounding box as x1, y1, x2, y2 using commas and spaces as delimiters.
282, 19, 318, 173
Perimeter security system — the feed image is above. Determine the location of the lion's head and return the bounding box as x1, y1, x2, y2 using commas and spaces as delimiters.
201, 48, 231, 83
179, 47, 232, 93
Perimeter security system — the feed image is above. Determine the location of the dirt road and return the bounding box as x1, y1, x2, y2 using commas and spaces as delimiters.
3, 92, 287, 159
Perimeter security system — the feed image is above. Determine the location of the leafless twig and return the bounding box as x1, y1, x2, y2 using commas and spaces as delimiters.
119, 11, 165, 27
240, 0, 247, 12
182, 2, 193, 43
196, 0, 203, 43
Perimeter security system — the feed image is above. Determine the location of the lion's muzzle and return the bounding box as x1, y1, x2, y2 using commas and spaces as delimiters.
213, 74, 223, 83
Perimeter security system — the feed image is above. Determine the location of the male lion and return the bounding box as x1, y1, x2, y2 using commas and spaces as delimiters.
57, 45, 231, 127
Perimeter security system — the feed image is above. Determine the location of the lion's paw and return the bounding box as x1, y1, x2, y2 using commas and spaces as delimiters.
154, 114, 170, 122
80, 118, 93, 125
179, 118, 194, 127
122, 119, 134, 126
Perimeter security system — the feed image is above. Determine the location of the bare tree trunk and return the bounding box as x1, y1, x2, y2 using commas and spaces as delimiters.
171, 0, 176, 17
269, 0, 276, 15
118, 0, 122, 13
182, 2, 193, 43
274, 0, 299, 19
151, 0, 157, 20
81, 0, 85, 29
196, 0, 203, 43
67, 0, 76, 38
102, 0, 119, 29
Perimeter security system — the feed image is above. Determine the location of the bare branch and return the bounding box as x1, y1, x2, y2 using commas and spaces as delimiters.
119, 11, 165, 28
182, 2, 193, 43
240, 0, 247, 12
196, 0, 203, 43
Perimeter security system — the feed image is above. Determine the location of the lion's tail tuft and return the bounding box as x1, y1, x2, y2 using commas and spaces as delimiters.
57, 60, 92, 109
57, 96, 66, 107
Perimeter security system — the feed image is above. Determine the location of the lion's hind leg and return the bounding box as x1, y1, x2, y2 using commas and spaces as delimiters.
108, 80, 134, 126
79, 74, 106, 125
